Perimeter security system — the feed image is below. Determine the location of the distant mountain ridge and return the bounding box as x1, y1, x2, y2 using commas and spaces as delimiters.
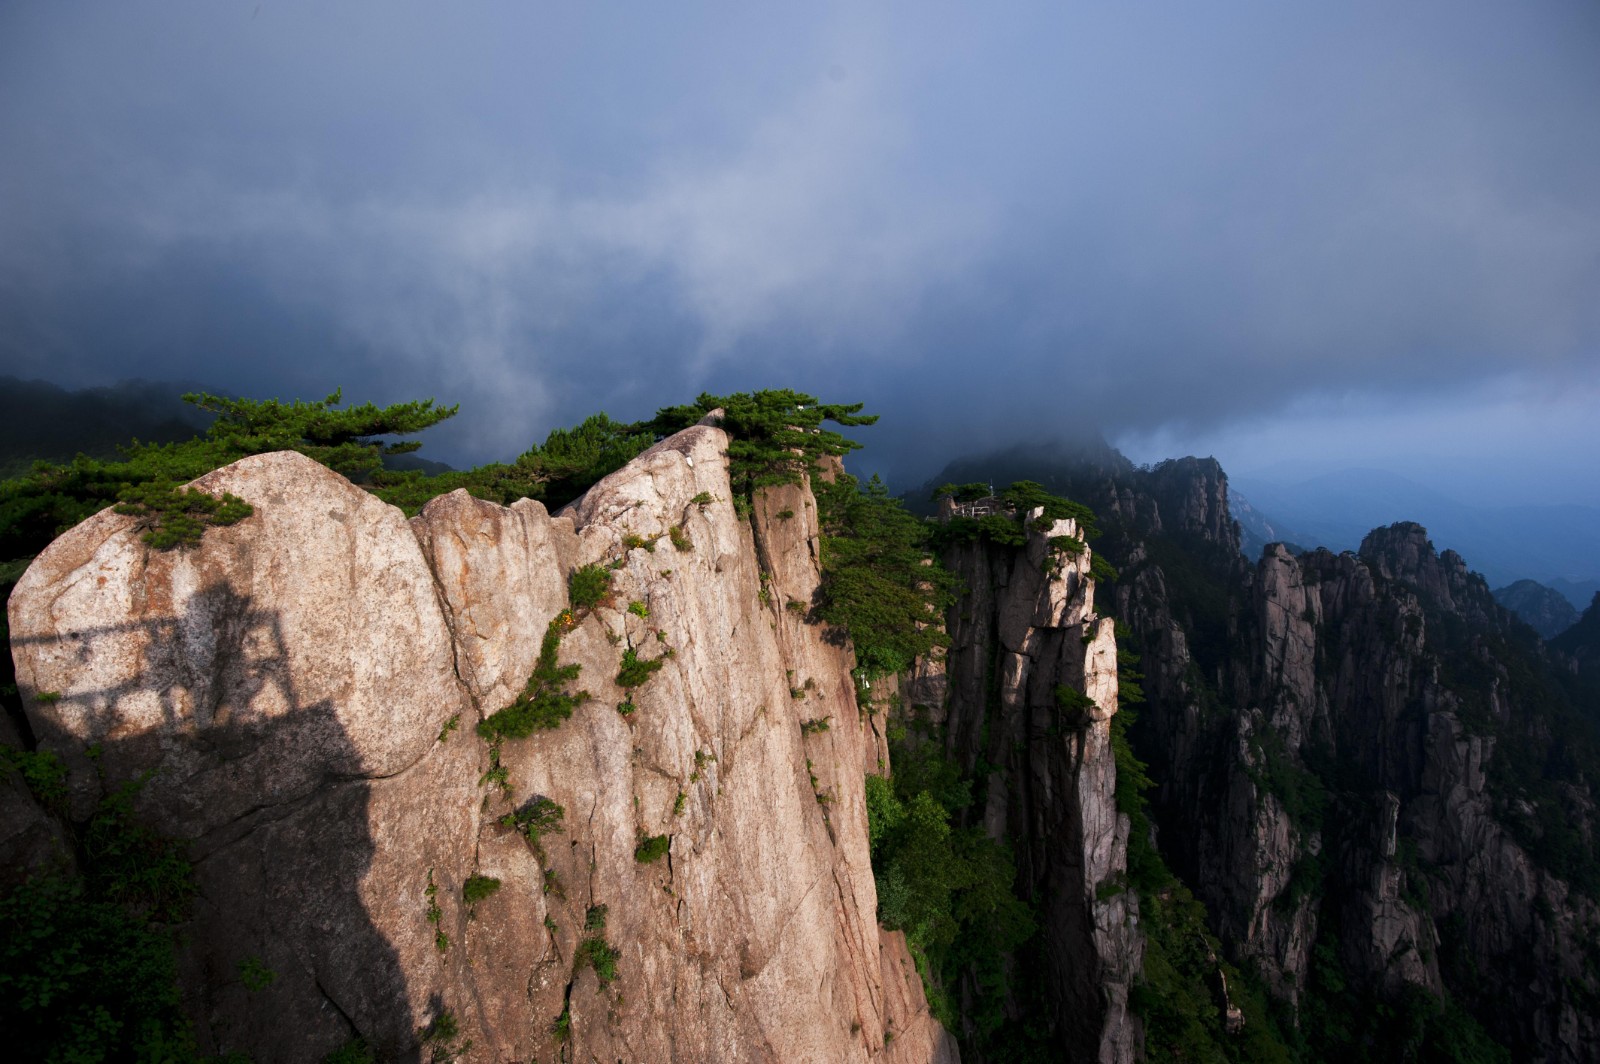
1229, 487, 1315, 559
1230, 466, 1600, 591
0, 376, 212, 477
1547, 577, 1600, 612
1493, 579, 1580, 639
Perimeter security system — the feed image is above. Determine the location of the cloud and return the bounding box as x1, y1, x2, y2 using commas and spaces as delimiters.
1, 1, 1597, 481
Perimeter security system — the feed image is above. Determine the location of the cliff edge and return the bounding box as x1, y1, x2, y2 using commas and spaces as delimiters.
8, 427, 958, 1063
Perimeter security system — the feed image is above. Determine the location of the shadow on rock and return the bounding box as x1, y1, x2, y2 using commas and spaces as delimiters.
17, 581, 424, 1063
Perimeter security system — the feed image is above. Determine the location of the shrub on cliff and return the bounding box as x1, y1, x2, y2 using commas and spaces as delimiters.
0, 385, 880, 560
0, 388, 457, 555
478, 618, 590, 741
646, 389, 876, 500
934, 479, 1100, 552
865, 742, 1035, 1041
815, 474, 957, 678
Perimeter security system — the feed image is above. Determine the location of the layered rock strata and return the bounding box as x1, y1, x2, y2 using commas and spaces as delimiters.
8, 430, 957, 1063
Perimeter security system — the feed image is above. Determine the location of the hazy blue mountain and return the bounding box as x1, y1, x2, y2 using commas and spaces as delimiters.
1228, 487, 1319, 559
1547, 577, 1600, 612
1232, 467, 1600, 589
1493, 579, 1580, 639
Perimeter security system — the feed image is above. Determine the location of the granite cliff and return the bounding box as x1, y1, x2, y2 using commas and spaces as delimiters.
6, 425, 959, 1062
1093, 462, 1599, 1061
908, 500, 1138, 1062
915, 448, 1600, 1062
13, 403, 1592, 1062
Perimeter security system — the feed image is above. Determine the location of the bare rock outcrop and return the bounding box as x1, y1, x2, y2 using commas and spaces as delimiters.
8, 432, 957, 1063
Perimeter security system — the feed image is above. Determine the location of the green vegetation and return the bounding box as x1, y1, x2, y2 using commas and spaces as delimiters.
933, 479, 1116, 587
478, 612, 590, 741
1097, 632, 1295, 1062
1298, 928, 1508, 1064
864, 741, 1036, 1045
2, 746, 70, 811
1130, 532, 1238, 678
372, 411, 655, 517
1437, 620, 1600, 897
478, 747, 510, 796
616, 647, 665, 690
1246, 726, 1326, 835
691, 748, 715, 782
321, 1037, 376, 1064
462, 875, 502, 906
1110, 633, 1504, 1063
1048, 534, 1085, 556
634, 833, 671, 863
1134, 885, 1294, 1064
934, 479, 1099, 550
424, 870, 449, 952
648, 389, 876, 502
237, 955, 276, 992
500, 796, 565, 860
418, 1005, 471, 1063
1110, 668, 1300, 1062
0, 388, 454, 556
1053, 683, 1097, 726
815, 473, 957, 677
0, 761, 213, 1062
0, 384, 880, 587
436, 714, 460, 742
568, 564, 614, 611
576, 905, 620, 987
1, 383, 1547, 1062
114, 482, 254, 549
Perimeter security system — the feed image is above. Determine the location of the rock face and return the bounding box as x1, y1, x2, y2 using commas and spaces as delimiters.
8, 432, 957, 1063
906, 447, 1600, 1060
1109, 467, 1600, 1060
916, 509, 1138, 1063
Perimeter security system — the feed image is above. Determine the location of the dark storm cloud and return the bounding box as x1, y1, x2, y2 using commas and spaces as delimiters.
1, 1, 1597, 482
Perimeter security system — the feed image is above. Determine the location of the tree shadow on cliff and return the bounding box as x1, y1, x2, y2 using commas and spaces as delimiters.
13, 581, 426, 1063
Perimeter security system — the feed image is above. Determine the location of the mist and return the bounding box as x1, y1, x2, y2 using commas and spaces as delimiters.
2, 1, 1598, 500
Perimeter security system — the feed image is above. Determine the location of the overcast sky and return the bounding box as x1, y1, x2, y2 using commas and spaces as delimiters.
2, 1, 1598, 500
